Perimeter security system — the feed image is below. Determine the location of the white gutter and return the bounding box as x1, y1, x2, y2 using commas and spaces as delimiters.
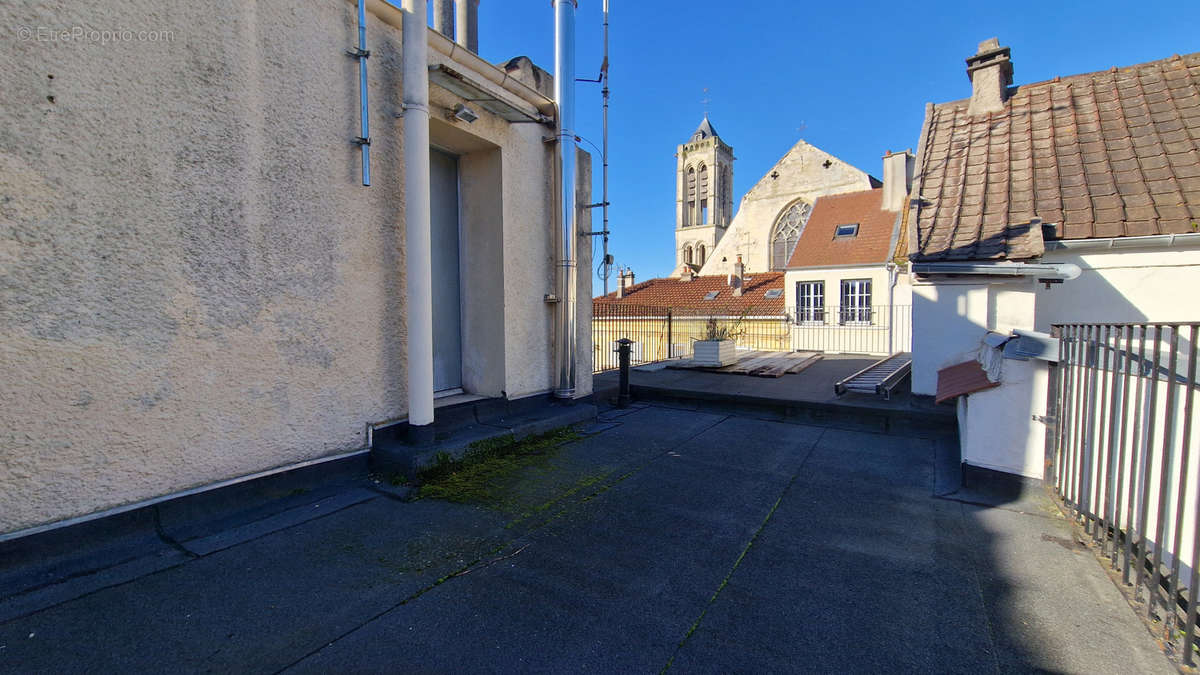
402, 0, 435, 427
552, 0, 578, 399
910, 261, 1082, 280
1044, 232, 1200, 252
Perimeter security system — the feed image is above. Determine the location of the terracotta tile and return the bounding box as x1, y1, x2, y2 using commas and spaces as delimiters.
1125, 205, 1158, 221
1093, 221, 1126, 238
1124, 220, 1158, 235
912, 52, 1200, 261
1157, 204, 1191, 221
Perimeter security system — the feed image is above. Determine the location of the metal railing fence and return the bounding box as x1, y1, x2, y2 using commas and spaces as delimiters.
1048, 322, 1200, 663
591, 304, 789, 373
791, 304, 911, 355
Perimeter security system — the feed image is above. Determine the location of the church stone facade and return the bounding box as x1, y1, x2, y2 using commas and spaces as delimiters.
674, 118, 734, 272
669, 118, 878, 278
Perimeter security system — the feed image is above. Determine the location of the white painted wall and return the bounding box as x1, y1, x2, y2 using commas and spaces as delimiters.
783, 265, 912, 354
910, 281, 991, 395
0, 1, 589, 535
1037, 246, 1200, 329
912, 244, 1200, 480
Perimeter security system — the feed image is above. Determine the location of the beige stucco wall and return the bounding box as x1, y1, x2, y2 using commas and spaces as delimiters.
0, 1, 589, 534
699, 140, 875, 276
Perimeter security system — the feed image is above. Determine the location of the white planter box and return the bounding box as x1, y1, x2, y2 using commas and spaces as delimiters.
693, 339, 736, 367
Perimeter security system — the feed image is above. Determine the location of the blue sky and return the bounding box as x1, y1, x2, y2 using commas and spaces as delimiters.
468, 1, 1200, 285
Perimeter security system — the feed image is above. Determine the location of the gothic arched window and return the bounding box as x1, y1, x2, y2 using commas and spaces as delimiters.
770, 201, 812, 270
684, 245, 694, 265
685, 166, 696, 226
697, 244, 706, 266
698, 164, 709, 224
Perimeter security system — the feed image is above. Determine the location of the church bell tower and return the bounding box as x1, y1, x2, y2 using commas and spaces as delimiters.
674, 116, 734, 276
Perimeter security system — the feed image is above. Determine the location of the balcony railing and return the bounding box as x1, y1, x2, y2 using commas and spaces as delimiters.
1048, 322, 1200, 664
592, 304, 789, 373
591, 304, 913, 373
790, 305, 911, 355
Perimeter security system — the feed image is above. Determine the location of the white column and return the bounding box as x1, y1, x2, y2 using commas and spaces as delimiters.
403, 0, 434, 427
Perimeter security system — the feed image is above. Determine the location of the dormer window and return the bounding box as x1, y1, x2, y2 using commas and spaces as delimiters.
834, 223, 860, 238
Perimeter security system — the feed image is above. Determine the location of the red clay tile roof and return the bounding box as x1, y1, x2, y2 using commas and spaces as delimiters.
935, 361, 999, 404
785, 189, 899, 268
911, 52, 1200, 262
593, 272, 785, 315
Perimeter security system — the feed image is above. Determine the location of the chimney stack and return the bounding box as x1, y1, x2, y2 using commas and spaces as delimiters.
732, 255, 745, 297
966, 38, 1013, 116
881, 150, 914, 212
432, 1, 480, 53
615, 268, 635, 298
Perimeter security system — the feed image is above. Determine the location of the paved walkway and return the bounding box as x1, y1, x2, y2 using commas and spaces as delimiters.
0, 403, 1173, 673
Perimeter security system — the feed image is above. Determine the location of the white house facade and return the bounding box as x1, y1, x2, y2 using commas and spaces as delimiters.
784, 152, 915, 356
907, 40, 1200, 479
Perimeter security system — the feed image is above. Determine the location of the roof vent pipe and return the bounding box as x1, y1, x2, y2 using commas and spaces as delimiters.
553, 0, 578, 399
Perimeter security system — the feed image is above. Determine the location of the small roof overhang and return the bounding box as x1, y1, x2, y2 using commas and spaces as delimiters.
428, 64, 552, 125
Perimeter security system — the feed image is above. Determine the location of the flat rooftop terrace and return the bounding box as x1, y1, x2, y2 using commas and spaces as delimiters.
0, 396, 1172, 672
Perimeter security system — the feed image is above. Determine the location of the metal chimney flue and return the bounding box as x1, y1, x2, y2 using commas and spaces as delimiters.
553, 0, 578, 399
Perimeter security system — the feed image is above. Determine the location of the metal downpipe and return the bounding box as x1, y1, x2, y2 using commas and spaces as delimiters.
402, 0, 435, 427
553, 0, 578, 399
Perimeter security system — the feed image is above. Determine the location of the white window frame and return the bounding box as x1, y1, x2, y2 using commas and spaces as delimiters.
795, 281, 825, 324
839, 279, 873, 325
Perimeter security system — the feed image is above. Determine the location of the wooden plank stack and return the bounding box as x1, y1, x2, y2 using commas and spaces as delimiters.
666, 350, 822, 378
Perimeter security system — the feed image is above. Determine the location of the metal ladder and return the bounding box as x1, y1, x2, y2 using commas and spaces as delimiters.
834, 352, 913, 400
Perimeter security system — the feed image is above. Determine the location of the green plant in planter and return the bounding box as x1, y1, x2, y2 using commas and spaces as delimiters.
700, 312, 747, 342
